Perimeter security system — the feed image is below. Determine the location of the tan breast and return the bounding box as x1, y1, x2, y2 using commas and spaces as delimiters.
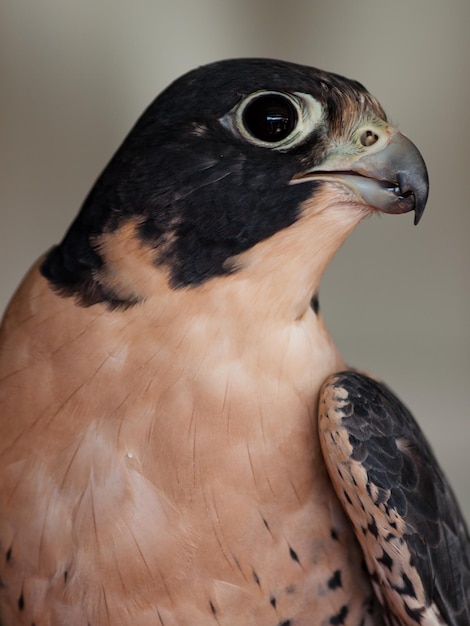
0, 240, 377, 624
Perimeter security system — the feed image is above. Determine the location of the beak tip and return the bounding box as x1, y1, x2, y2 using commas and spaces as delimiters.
413, 179, 429, 225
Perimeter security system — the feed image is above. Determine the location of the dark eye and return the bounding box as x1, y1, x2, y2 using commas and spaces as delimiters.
221, 90, 322, 150
242, 94, 298, 143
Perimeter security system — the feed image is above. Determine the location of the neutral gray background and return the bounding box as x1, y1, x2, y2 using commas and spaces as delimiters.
1, 1, 469, 518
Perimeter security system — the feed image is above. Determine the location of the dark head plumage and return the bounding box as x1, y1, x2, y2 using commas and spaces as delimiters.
40, 58, 426, 308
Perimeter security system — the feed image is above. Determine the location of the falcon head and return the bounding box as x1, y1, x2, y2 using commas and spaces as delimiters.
41, 59, 428, 313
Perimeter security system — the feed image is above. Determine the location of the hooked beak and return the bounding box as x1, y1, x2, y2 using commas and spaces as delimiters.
291, 128, 429, 225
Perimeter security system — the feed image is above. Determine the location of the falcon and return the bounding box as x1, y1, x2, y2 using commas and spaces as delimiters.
0, 58, 468, 626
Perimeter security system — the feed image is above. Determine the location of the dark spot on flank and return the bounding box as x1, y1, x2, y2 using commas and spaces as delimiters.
252, 569, 261, 586
310, 293, 320, 314
64, 570, 68, 584
377, 549, 393, 571
209, 600, 217, 615
369, 569, 379, 583
394, 572, 416, 598
328, 569, 342, 590
278, 621, 292, 626
285, 584, 296, 594
270, 595, 277, 608
6, 547, 11, 562
288, 546, 300, 564
330, 604, 348, 624
18, 592, 24, 611
367, 519, 379, 538
343, 490, 353, 506
365, 595, 376, 614
404, 603, 424, 621
330, 528, 339, 541
262, 517, 271, 532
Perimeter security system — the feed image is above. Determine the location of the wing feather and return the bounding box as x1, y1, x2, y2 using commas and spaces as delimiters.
318, 371, 470, 626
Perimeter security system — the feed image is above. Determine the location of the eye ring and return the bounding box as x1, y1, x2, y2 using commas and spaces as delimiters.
221, 90, 323, 151
242, 93, 298, 143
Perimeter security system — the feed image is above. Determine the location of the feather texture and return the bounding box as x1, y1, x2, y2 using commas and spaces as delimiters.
319, 371, 470, 626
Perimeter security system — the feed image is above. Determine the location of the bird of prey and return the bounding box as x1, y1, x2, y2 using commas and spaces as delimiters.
0, 58, 468, 626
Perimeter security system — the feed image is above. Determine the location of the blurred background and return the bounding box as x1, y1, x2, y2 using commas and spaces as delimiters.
1, 1, 469, 517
